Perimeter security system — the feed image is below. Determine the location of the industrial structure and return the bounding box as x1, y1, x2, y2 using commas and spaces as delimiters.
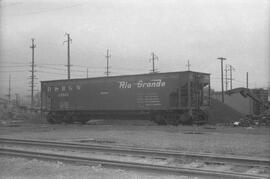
213, 88, 269, 116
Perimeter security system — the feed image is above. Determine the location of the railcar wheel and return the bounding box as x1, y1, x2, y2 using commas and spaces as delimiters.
192, 110, 208, 125
192, 114, 204, 125
164, 114, 181, 126
54, 117, 63, 124
180, 112, 193, 125
152, 114, 166, 125
46, 113, 55, 124
46, 112, 62, 124
174, 114, 182, 126
79, 120, 87, 124
63, 113, 74, 124
77, 115, 90, 124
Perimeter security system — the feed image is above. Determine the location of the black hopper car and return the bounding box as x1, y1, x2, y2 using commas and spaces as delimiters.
41, 71, 211, 125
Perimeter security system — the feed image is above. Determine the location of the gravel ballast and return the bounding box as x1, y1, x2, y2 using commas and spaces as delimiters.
0, 121, 269, 158
0, 156, 198, 179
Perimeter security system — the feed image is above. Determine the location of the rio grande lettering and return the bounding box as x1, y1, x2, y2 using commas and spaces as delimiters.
119, 79, 166, 89
119, 81, 132, 88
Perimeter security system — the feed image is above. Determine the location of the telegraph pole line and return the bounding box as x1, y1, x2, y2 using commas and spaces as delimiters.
149, 52, 158, 73
30, 38, 36, 107
64, 33, 72, 80
229, 64, 235, 90
217, 57, 226, 103
186, 60, 191, 71
105, 49, 111, 77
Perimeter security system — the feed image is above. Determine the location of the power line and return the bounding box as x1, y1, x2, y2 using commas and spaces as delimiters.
0, 2, 22, 8
37, 65, 104, 73
0, 63, 147, 74
38, 70, 66, 76
38, 70, 82, 77
0, 61, 66, 66
0, 60, 28, 63
0, 70, 28, 72
1, 61, 147, 72
36, 63, 66, 66
38, 65, 87, 72
2, 3, 82, 17
38, 66, 67, 71
0, 65, 29, 68
234, 79, 253, 85
71, 64, 146, 72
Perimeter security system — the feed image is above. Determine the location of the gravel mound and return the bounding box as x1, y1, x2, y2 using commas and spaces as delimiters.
207, 98, 244, 124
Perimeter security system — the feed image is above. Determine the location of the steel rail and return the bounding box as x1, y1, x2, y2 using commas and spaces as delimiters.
0, 148, 267, 179
0, 138, 269, 167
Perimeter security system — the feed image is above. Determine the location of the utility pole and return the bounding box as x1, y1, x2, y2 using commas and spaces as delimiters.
217, 57, 226, 103
105, 49, 111, 77
229, 65, 235, 90
64, 33, 72, 80
225, 64, 229, 91
30, 38, 36, 107
186, 60, 191, 71
86, 68, 88, 78
15, 93, 19, 106
8, 74, 11, 104
246, 72, 249, 89
149, 52, 158, 73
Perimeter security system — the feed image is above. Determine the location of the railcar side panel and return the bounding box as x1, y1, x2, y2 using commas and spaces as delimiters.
42, 72, 190, 111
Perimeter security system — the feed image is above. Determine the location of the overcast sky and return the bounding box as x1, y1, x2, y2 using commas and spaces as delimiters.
0, 0, 269, 101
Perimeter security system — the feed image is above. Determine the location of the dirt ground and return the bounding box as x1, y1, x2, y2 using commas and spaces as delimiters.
1, 156, 197, 179
1, 119, 270, 158
1, 119, 269, 178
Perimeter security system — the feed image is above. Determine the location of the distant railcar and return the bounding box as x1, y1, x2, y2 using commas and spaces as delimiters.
41, 71, 211, 125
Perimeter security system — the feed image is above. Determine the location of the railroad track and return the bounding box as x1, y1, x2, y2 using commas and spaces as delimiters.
0, 138, 269, 166
0, 138, 269, 179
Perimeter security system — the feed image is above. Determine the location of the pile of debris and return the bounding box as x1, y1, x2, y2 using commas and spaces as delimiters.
233, 109, 270, 127
205, 98, 270, 127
